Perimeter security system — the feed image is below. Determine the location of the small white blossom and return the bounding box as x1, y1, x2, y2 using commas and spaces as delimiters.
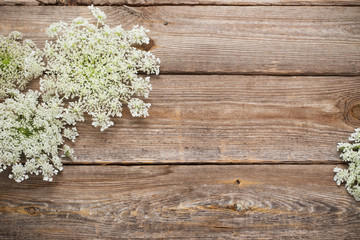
42, 6, 160, 131
63, 127, 79, 142
128, 25, 150, 45
349, 128, 360, 143
88, 5, 107, 25
46, 21, 68, 38
128, 98, 151, 118
0, 90, 81, 182
335, 129, 360, 201
0, 32, 44, 99
62, 144, 75, 160
8, 31, 23, 41
72, 17, 89, 27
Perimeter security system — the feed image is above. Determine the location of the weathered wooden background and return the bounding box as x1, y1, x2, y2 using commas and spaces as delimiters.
1, 0, 360, 239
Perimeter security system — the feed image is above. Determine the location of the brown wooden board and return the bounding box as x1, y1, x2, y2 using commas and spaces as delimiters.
76, 0, 360, 6
26, 75, 360, 164
0, 165, 359, 239
0, 6, 359, 75
1, 0, 360, 6
1, 3, 360, 240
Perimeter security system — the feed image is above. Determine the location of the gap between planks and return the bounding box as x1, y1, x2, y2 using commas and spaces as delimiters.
159, 72, 360, 77
62, 161, 343, 166
2, 0, 360, 6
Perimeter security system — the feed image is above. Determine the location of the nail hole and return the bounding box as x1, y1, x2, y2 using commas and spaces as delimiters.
235, 179, 241, 185
163, 21, 168, 25
26, 207, 36, 215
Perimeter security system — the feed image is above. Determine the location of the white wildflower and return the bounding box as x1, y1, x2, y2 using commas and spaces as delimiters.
349, 128, 360, 143
63, 127, 79, 142
128, 25, 150, 45
41, 5, 160, 131
8, 31, 23, 41
88, 5, 107, 25
46, 21, 68, 38
0, 32, 44, 99
128, 98, 151, 118
335, 129, 360, 201
62, 144, 75, 160
0, 90, 81, 182
72, 17, 89, 27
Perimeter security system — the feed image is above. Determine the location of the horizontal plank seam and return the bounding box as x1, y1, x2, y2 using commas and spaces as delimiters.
42, 4, 360, 7
159, 72, 360, 77
3, 3, 360, 6
63, 161, 343, 166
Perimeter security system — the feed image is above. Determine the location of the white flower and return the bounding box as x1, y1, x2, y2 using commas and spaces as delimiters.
72, 17, 89, 27
0, 32, 44, 99
128, 98, 151, 118
46, 21, 68, 38
88, 5, 107, 25
335, 129, 360, 201
63, 127, 79, 142
41, 6, 160, 131
349, 128, 360, 143
0, 90, 81, 182
128, 25, 150, 45
8, 31, 23, 41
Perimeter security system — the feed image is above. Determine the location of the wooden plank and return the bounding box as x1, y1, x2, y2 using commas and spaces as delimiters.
61, 0, 360, 6
0, 6, 359, 75
0, 0, 67, 5
0, 165, 359, 239
26, 75, 360, 164
0, 0, 40, 5
1, 0, 360, 6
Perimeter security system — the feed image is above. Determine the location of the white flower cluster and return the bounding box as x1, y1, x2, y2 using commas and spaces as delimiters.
334, 128, 360, 201
0, 90, 81, 182
1, 6, 159, 182
0, 31, 44, 99
41, 5, 160, 131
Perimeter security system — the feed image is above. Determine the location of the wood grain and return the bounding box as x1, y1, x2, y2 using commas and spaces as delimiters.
1, 3, 359, 239
0, 165, 359, 239
24, 75, 360, 164
0, 0, 67, 5
71, 0, 360, 6
0, 6, 359, 75
1, 0, 360, 6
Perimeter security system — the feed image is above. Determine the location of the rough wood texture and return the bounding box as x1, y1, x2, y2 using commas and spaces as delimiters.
0, 6, 359, 75
75, 0, 360, 6
27, 75, 360, 164
0, 165, 359, 239
1, 0, 360, 6
0, 0, 67, 5
1, 3, 360, 239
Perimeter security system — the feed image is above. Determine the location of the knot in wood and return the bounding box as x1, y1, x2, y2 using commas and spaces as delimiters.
344, 98, 360, 126
26, 207, 37, 215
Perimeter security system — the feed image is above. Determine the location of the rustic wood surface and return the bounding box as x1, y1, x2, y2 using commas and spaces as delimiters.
0, 6, 359, 75
0, 3, 360, 239
75, 0, 360, 6
26, 75, 360, 164
1, 0, 360, 6
1, 165, 359, 239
